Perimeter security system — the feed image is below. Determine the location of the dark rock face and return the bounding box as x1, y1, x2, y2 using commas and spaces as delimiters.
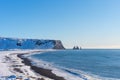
53, 40, 65, 49
73, 46, 79, 50
35, 40, 42, 46
16, 42, 22, 46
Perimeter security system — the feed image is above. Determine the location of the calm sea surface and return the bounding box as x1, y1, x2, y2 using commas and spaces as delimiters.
30, 50, 120, 79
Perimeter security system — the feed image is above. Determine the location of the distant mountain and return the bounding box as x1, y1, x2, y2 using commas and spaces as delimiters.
0, 37, 65, 50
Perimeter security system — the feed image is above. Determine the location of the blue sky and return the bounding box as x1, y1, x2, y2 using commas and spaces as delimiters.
0, 0, 120, 48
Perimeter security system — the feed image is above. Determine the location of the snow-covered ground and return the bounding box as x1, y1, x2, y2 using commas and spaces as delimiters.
0, 49, 53, 80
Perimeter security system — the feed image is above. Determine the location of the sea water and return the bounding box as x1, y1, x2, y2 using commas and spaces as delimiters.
28, 50, 120, 80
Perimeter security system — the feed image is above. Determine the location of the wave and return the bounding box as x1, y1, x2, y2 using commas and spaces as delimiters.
23, 53, 120, 80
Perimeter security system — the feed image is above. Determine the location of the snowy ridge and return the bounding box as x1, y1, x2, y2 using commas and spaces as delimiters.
0, 37, 65, 50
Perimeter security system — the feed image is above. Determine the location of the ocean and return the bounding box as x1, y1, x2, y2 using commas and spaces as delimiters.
27, 50, 120, 80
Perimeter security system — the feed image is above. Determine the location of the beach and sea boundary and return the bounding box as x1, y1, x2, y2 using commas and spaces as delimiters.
0, 50, 66, 80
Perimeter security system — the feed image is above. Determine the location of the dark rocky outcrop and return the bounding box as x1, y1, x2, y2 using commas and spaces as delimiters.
53, 40, 65, 49
73, 46, 79, 50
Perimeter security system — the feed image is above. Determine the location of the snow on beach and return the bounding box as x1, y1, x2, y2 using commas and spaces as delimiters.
0, 49, 107, 80
0, 49, 53, 80
0, 52, 13, 76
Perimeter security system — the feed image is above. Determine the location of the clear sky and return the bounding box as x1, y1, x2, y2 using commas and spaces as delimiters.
0, 0, 120, 49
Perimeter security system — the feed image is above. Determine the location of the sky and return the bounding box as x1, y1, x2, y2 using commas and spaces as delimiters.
0, 0, 120, 49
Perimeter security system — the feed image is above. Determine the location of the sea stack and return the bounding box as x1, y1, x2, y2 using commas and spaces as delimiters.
73, 46, 79, 50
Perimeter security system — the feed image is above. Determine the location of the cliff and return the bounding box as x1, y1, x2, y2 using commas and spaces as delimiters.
53, 40, 65, 49
0, 37, 65, 50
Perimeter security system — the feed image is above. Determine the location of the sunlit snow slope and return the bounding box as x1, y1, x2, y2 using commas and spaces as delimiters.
0, 37, 65, 50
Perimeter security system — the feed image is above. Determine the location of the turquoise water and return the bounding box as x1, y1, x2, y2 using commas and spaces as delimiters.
30, 50, 120, 79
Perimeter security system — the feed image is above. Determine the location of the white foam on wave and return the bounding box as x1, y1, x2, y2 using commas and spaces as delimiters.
27, 57, 85, 80
59, 67, 120, 80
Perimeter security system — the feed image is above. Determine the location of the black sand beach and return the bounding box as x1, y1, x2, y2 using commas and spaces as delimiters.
17, 54, 65, 80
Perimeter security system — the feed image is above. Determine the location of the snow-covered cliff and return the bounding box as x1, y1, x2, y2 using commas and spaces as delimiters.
0, 37, 65, 50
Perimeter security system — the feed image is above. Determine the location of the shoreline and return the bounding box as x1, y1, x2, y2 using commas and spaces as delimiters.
0, 50, 65, 80
17, 53, 65, 80
0, 50, 106, 80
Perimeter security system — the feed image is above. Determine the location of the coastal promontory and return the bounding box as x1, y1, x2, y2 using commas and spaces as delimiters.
0, 37, 65, 50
